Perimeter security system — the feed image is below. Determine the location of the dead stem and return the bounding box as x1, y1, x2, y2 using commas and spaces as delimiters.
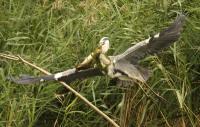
0, 53, 120, 127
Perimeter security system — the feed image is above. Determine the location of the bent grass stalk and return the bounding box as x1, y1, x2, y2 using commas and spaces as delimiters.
0, 53, 120, 127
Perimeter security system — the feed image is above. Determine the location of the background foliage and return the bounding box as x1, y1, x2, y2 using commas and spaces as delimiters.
0, 0, 200, 126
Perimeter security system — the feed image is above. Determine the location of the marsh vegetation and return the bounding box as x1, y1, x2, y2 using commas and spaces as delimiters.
0, 0, 200, 126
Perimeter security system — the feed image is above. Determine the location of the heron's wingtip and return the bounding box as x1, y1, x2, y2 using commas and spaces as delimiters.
176, 14, 186, 23
6, 75, 26, 85
6, 75, 42, 85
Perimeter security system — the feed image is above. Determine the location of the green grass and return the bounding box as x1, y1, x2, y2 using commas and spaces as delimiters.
0, 0, 200, 126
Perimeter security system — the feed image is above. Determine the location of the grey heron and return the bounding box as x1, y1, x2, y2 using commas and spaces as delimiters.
9, 14, 185, 85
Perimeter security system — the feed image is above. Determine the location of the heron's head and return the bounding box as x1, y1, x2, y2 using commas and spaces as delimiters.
99, 37, 110, 53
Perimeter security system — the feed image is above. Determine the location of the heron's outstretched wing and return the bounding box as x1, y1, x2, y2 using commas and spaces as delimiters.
8, 68, 103, 84
115, 14, 185, 64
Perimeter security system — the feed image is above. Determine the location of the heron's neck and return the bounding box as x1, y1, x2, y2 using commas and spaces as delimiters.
101, 40, 110, 53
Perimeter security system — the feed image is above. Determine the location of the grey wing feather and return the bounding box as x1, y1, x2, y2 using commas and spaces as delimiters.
114, 61, 150, 82
8, 75, 55, 84
115, 14, 185, 64
147, 14, 185, 54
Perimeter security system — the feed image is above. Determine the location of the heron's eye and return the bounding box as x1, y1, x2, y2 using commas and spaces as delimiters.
100, 41, 105, 45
